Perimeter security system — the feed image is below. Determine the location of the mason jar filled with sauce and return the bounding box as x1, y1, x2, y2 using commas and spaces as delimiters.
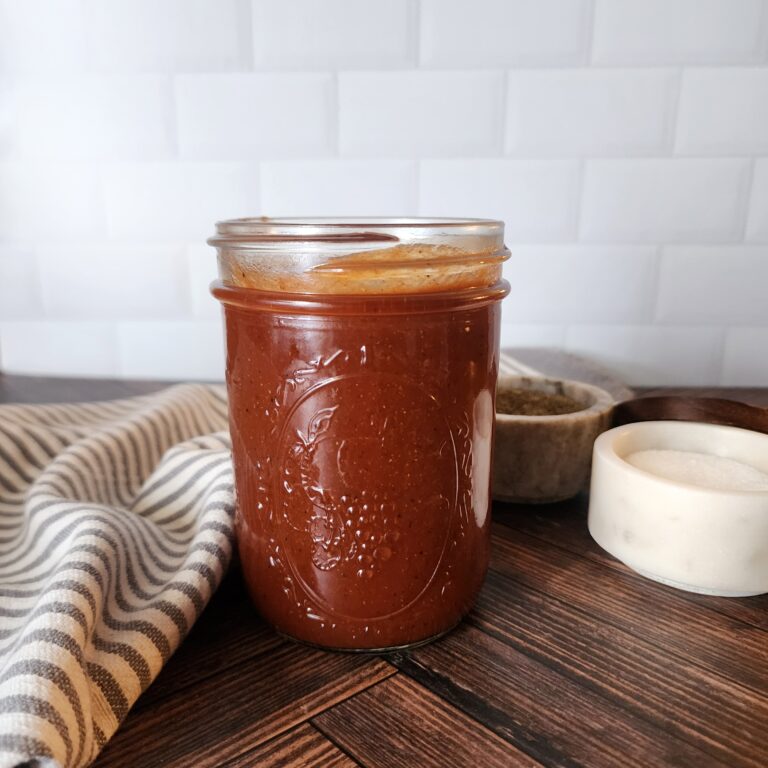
210, 218, 510, 651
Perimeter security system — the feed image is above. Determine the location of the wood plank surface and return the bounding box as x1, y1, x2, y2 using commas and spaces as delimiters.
495, 499, 768, 632
3, 371, 768, 768
223, 723, 358, 768
490, 525, 768, 695
471, 573, 766, 768
314, 675, 539, 768
130, 571, 283, 712
95, 643, 395, 767
395, 623, 726, 768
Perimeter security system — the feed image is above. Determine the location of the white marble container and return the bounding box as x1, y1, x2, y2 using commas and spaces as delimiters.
493, 375, 615, 503
588, 420, 768, 597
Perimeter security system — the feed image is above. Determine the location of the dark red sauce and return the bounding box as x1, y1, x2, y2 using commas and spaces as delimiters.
213, 282, 507, 650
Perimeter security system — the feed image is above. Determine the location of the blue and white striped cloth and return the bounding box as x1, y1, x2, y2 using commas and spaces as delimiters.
0, 385, 234, 768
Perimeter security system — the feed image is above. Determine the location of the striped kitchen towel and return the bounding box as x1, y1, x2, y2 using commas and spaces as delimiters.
0, 384, 234, 768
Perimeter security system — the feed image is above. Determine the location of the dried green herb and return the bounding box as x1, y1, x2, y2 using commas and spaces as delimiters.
496, 387, 584, 416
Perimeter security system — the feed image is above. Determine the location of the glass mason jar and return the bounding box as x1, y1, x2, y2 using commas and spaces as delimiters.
209, 218, 510, 651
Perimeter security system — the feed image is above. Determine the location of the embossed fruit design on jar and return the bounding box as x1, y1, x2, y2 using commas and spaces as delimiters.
210, 218, 509, 650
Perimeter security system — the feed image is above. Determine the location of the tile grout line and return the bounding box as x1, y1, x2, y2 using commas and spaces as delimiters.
241, 0, 255, 72
330, 69, 341, 157
411, 0, 422, 68
167, 73, 181, 160
584, 0, 598, 65
649, 243, 665, 324
498, 68, 509, 156
667, 66, 684, 155
716, 322, 729, 386
738, 156, 757, 241
573, 156, 588, 243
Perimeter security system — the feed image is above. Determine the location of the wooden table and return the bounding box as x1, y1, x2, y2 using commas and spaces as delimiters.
2, 372, 767, 768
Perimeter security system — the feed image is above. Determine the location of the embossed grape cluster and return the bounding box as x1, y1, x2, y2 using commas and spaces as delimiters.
336, 490, 402, 579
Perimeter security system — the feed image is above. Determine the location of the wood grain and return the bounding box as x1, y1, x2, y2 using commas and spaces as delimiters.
6, 373, 768, 768
495, 499, 768, 632
94, 643, 396, 768
396, 622, 726, 768
471, 571, 768, 768
314, 674, 537, 768
490, 526, 768, 696
131, 570, 283, 712
223, 723, 358, 768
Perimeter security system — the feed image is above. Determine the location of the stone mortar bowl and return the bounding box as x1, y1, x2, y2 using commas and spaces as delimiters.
493, 374, 615, 504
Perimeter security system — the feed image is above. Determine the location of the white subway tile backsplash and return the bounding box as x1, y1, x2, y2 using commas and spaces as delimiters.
565, 325, 725, 386
103, 163, 259, 241
581, 159, 751, 242
261, 160, 417, 216
0, 0, 86, 73
420, 0, 591, 67
656, 246, 768, 325
676, 69, 768, 155
252, 0, 415, 69
1, 0, 767, 386
0, 81, 10, 156
504, 246, 658, 323
593, 0, 768, 64
176, 73, 335, 160
419, 159, 580, 241
0, 247, 42, 319
0, 321, 119, 376
8, 76, 175, 161
117, 320, 225, 380
187, 245, 222, 320
747, 160, 768, 242
339, 71, 504, 156
0, 163, 105, 242
722, 328, 768, 385
83, 0, 252, 73
506, 69, 677, 155
500, 324, 567, 350
37, 246, 189, 320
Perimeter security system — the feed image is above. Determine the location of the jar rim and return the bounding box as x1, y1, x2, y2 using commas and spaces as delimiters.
208, 216, 504, 247
210, 216, 508, 294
